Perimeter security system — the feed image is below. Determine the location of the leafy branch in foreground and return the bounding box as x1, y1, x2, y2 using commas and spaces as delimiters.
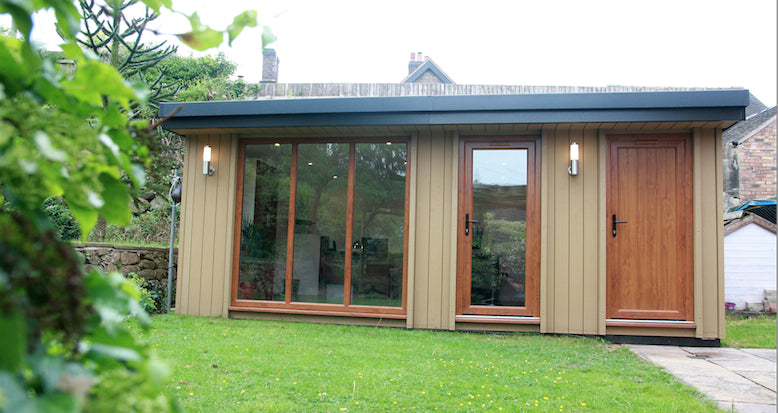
0, 0, 274, 410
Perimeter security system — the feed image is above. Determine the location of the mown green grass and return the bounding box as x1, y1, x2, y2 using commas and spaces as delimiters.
132, 315, 719, 412
723, 314, 777, 348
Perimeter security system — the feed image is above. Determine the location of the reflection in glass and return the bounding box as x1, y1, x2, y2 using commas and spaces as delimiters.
470, 149, 528, 307
238, 144, 291, 301
293, 143, 350, 303
350, 143, 407, 307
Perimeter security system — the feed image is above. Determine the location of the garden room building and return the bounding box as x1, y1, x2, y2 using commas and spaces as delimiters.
160, 89, 748, 342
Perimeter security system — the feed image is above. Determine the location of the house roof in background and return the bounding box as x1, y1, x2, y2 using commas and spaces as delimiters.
746, 93, 768, 118
722, 105, 777, 144
724, 211, 777, 235
729, 198, 777, 223
402, 59, 454, 84
160, 89, 748, 131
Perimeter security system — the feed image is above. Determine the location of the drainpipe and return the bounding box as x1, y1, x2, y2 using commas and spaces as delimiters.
167, 167, 182, 312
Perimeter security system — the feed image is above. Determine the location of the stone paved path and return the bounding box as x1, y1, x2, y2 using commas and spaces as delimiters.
626, 345, 776, 413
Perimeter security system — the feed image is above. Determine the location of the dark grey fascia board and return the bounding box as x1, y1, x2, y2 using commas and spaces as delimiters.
159, 89, 748, 130
161, 107, 745, 130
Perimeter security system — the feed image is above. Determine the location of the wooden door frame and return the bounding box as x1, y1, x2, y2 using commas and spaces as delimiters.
605, 133, 694, 321
456, 136, 541, 316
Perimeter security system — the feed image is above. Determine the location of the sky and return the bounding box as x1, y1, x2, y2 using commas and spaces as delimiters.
4, 0, 777, 106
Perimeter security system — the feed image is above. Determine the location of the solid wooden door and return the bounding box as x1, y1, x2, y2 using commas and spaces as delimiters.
606, 134, 693, 321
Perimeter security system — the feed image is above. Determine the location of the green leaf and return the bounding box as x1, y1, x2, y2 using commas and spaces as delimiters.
33, 131, 67, 162
33, 392, 79, 413
62, 60, 139, 108
51, 2, 81, 40
0, 311, 26, 372
226, 10, 257, 46
262, 25, 277, 48
0, 0, 35, 40
59, 42, 83, 60
29, 352, 65, 392
0, 372, 33, 413
130, 164, 147, 188
139, 0, 172, 12
87, 343, 142, 363
67, 202, 98, 241
96, 174, 131, 226
177, 12, 224, 51
177, 28, 223, 51
0, 37, 28, 95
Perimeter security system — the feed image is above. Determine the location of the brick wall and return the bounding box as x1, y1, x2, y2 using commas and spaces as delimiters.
739, 120, 777, 200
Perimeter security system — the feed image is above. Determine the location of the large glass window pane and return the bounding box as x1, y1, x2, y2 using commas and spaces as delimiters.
350, 142, 406, 307
293, 143, 350, 303
238, 144, 291, 301
470, 149, 528, 307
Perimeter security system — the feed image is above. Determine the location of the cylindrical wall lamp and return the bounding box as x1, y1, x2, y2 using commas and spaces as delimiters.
203, 145, 215, 176
568, 142, 579, 176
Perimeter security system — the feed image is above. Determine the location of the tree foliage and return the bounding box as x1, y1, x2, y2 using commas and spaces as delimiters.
78, 0, 179, 109
0, 0, 272, 410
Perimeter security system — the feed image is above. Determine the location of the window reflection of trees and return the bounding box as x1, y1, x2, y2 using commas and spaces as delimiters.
352, 143, 407, 306
238, 141, 407, 308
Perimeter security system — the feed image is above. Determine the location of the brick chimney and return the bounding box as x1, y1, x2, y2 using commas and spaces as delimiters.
261, 48, 279, 83
408, 51, 424, 75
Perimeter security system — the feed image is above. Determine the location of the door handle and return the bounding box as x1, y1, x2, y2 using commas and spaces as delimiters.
465, 213, 479, 236
612, 214, 628, 237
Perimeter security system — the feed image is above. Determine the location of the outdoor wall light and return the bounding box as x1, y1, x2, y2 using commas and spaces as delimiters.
202, 145, 215, 176
568, 142, 579, 176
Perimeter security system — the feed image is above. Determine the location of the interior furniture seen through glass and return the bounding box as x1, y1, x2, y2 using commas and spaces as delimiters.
237, 144, 291, 301
237, 141, 407, 309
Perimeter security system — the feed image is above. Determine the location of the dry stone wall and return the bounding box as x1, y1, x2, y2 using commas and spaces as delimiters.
73, 243, 177, 294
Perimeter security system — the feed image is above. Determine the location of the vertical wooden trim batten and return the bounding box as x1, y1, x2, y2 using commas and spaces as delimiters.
343, 143, 356, 307
427, 131, 445, 328
231, 141, 246, 308
405, 132, 419, 328
539, 127, 553, 333
199, 135, 218, 315
597, 130, 608, 335
414, 130, 432, 328
715, 128, 726, 339
285, 144, 298, 304
700, 128, 719, 339
582, 128, 599, 334
447, 131, 460, 330
401, 136, 412, 316
553, 125, 571, 333
568, 127, 585, 334
220, 135, 239, 316
692, 128, 704, 337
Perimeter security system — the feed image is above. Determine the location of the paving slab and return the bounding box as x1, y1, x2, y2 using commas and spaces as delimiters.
717, 401, 777, 413
627, 345, 776, 413
741, 348, 777, 363
738, 371, 777, 392
682, 347, 777, 373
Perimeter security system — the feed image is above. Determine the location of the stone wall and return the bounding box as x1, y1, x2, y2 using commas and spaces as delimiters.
73, 243, 177, 300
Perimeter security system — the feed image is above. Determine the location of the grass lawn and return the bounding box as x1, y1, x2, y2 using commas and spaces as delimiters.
723, 314, 777, 349
132, 315, 719, 412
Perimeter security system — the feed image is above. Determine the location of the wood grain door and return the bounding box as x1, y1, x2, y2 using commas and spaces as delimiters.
606, 134, 693, 321
456, 137, 540, 316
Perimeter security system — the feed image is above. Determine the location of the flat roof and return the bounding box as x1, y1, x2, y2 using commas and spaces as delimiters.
159, 89, 748, 131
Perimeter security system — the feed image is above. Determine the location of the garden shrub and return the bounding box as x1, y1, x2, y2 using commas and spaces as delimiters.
126, 273, 157, 315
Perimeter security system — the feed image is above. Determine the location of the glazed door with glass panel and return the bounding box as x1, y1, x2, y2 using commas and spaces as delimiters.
457, 138, 540, 316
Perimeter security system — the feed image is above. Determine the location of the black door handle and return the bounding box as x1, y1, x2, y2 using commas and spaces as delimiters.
612, 214, 628, 237
465, 213, 479, 236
